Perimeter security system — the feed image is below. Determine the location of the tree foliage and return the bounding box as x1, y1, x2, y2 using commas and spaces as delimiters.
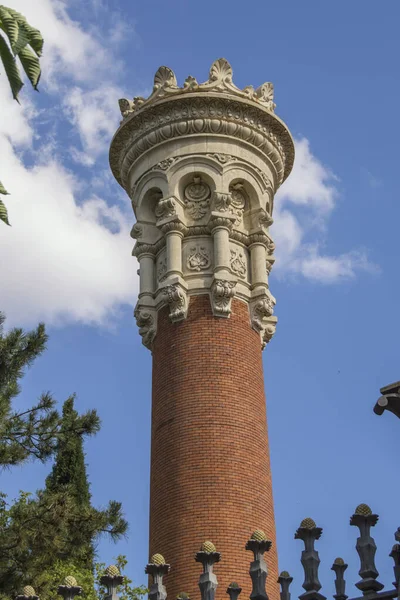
0, 312, 100, 467
95, 556, 148, 600
0, 489, 128, 596
0, 5, 44, 225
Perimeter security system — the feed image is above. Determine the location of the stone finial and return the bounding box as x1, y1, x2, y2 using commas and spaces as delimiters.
227, 582, 242, 600
350, 504, 383, 594
390, 528, 400, 589
16, 586, 39, 600
295, 518, 325, 600
195, 541, 220, 600
374, 381, 400, 419
100, 565, 124, 600
57, 576, 82, 600
146, 554, 170, 600
331, 558, 348, 600
245, 531, 272, 600
277, 571, 293, 600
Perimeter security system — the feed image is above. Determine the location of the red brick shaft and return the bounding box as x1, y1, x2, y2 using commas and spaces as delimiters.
150, 295, 279, 600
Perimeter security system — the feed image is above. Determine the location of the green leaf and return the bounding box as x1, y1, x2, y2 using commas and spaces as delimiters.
0, 197, 10, 226
12, 21, 29, 55
0, 32, 23, 100
18, 45, 40, 89
0, 6, 18, 50
22, 22, 43, 57
5, 8, 43, 56
0, 180, 9, 195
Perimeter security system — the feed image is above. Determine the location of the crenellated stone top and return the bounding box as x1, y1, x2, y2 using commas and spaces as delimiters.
118, 58, 276, 118
109, 59, 294, 351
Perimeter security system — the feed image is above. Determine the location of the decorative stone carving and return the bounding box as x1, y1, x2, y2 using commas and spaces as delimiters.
250, 296, 276, 348
259, 211, 273, 228
211, 279, 236, 317
155, 197, 177, 220
262, 321, 277, 348
112, 97, 292, 191
212, 192, 232, 213
251, 297, 274, 332
157, 257, 167, 282
163, 283, 187, 322
230, 249, 246, 278
266, 238, 275, 255
117, 58, 277, 120
131, 223, 143, 239
229, 183, 246, 225
206, 153, 235, 164
134, 306, 157, 349
109, 59, 295, 350
266, 259, 274, 275
187, 246, 211, 272
151, 157, 179, 171
184, 176, 211, 220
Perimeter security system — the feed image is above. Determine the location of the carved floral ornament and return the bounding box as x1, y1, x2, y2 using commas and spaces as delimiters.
187, 245, 211, 272
184, 176, 211, 220
230, 249, 247, 278
118, 59, 276, 120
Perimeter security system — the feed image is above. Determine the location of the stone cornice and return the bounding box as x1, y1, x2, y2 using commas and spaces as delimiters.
110, 61, 294, 191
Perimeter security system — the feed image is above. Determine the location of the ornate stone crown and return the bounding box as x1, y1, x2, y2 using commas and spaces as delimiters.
109, 59, 294, 350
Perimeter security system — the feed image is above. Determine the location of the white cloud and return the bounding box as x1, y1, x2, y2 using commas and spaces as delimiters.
0, 1, 136, 328
0, 1, 377, 330
0, 131, 135, 328
63, 86, 122, 161
9, 0, 120, 88
273, 138, 376, 283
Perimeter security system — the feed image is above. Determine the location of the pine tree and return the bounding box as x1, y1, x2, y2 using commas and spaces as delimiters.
0, 312, 100, 466
46, 397, 91, 507
0, 314, 128, 595
45, 396, 94, 570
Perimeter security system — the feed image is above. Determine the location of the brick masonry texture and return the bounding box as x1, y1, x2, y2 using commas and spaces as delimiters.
150, 295, 279, 600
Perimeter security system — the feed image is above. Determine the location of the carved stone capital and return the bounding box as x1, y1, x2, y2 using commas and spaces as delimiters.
134, 305, 157, 349
133, 242, 158, 258
160, 221, 188, 236
162, 282, 188, 322
208, 216, 234, 232
210, 278, 236, 318
249, 232, 269, 246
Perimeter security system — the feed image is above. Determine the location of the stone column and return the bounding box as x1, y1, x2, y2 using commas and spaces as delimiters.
109, 58, 295, 600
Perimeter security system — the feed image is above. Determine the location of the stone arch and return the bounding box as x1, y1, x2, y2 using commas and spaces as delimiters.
168, 158, 221, 200
135, 185, 163, 223
223, 164, 272, 214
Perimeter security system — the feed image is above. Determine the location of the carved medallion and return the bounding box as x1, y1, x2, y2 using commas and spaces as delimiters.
187, 246, 211, 272
184, 176, 211, 220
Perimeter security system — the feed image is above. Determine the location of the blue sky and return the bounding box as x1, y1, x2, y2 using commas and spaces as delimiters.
0, 0, 399, 596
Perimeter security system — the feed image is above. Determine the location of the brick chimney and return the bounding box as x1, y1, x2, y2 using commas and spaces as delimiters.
109, 58, 294, 600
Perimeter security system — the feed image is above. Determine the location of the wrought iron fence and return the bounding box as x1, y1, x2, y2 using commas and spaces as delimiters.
13, 504, 400, 600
